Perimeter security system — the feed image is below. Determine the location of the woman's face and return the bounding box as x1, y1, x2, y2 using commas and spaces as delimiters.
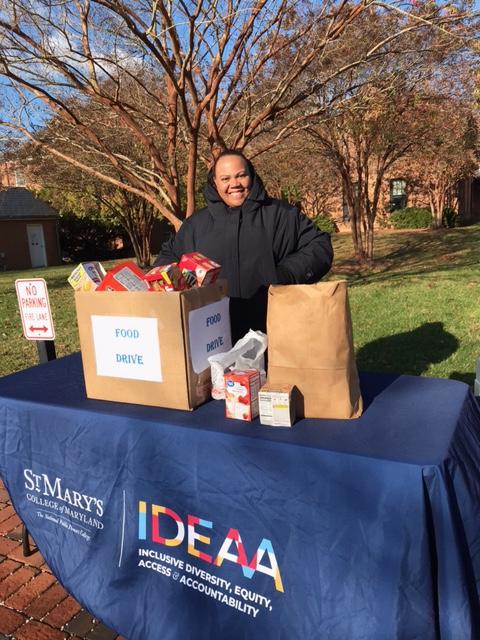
213, 155, 252, 208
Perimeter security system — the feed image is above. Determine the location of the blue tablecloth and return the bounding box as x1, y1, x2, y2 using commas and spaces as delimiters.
0, 353, 479, 640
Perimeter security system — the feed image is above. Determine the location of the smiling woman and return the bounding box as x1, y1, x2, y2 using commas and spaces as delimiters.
213, 153, 253, 208
154, 150, 333, 342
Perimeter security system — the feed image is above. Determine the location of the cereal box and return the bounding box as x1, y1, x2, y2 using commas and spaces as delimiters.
96, 261, 150, 292
224, 369, 261, 421
68, 262, 106, 291
179, 253, 221, 287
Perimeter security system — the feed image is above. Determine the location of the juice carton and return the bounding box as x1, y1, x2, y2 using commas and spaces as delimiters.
144, 264, 188, 292
68, 262, 106, 291
224, 369, 261, 421
96, 261, 150, 292
179, 253, 221, 287
259, 383, 296, 427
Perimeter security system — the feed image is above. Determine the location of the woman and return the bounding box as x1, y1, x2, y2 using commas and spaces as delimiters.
155, 150, 333, 342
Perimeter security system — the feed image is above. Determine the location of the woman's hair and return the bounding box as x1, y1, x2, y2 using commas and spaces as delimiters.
212, 149, 255, 178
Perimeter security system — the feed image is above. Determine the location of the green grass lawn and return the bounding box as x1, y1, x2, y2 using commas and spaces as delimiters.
1, 226, 479, 384
330, 226, 480, 384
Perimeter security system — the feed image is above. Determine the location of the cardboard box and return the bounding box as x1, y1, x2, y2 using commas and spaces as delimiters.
224, 369, 261, 421
259, 383, 296, 427
68, 262, 106, 291
75, 281, 231, 410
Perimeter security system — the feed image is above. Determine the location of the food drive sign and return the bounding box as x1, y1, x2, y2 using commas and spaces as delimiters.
90, 298, 230, 383
188, 298, 231, 373
91, 315, 163, 382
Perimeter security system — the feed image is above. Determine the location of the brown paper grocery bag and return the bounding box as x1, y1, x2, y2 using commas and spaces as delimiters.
267, 281, 363, 419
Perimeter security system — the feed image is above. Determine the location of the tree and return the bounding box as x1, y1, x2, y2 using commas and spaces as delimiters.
0, 0, 471, 232
404, 98, 478, 228
0, 0, 367, 229
249, 136, 340, 219
22, 134, 159, 267
302, 6, 477, 263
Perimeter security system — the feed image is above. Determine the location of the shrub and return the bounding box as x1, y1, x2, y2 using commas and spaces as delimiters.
281, 184, 302, 208
311, 215, 338, 234
442, 207, 458, 228
59, 212, 132, 261
389, 207, 432, 230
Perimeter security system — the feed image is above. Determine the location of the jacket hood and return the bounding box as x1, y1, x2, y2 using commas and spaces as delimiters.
204, 167, 268, 212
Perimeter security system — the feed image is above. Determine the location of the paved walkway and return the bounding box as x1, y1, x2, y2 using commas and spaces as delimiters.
0, 480, 126, 640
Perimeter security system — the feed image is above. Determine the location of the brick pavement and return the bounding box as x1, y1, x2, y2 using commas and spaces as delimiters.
0, 480, 127, 640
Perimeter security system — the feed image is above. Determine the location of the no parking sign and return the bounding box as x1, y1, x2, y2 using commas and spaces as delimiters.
15, 278, 55, 341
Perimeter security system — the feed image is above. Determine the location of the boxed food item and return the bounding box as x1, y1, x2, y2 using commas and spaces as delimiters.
224, 369, 261, 421
144, 264, 188, 292
179, 253, 221, 287
259, 383, 296, 427
181, 269, 198, 289
74, 281, 231, 410
96, 261, 150, 292
68, 262, 106, 291
146, 278, 166, 292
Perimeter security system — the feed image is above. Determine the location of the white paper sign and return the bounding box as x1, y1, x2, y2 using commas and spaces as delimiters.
188, 298, 231, 374
91, 315, 162, 382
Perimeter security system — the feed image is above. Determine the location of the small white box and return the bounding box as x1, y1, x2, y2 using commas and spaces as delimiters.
259, 383, 296, 427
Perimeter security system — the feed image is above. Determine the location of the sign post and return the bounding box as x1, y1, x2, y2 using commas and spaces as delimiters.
15, 278, 56, 363
14, 278, 56, 556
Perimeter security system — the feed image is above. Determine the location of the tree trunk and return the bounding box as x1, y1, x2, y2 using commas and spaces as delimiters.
352, 204, 367, 263
185, 132, 199, 217
127, 221, 153, 268
366, 223, 374, 264
106, 194, 155, 269
343, 177, 364, 262
429, 185, 445, 229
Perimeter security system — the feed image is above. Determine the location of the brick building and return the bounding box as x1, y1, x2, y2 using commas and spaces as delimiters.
302, 170, 480, 230
0, 163, 61, 271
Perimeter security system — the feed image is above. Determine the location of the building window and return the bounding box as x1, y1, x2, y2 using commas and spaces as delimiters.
390, 179, 407, 211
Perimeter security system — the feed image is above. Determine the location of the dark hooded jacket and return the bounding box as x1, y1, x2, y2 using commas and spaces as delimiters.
154, 170, 333, 342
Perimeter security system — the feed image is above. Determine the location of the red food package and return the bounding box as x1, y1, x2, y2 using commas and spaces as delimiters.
148, 279, 167, 292
96, 261, 151, 292
144, 264, 188, 292
181, 269, 198, 289
224, 369, 261, 421
178, 252, 221, 287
